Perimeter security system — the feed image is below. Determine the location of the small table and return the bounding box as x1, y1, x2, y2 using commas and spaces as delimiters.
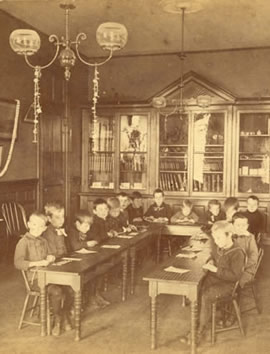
143, 243, 210, 354
37, 240, 129, 341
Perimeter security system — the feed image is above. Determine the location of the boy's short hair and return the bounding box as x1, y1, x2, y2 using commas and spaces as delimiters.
183, 199, 193, 208
208, 199, 221, 208
44, 202, 64, 217
211, 220, 233, 236
153, 188, 164, 196
29, 211, 47, 224
131, 191, 142, 200
247, 195, 259, 204
224, 197, 239, 211
93, 198, 107, 210
117, 192, 128, 198
107, 197, 120, 209
232, 212, 248, 224
74, 209, 92, 224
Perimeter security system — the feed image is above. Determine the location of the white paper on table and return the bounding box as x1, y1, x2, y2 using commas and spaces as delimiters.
75, 248, 97, 254
116, 235, 134, 239
176, 252, 197, 259
101, 245, 121, 249
128, 232, 139, 236
62, 257, 82, 261
164, 266, 190, 274
182, 246, 203, 252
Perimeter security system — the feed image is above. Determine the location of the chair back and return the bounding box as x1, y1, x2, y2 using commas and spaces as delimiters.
253, 247, 264, 280
1, 202, 28, 238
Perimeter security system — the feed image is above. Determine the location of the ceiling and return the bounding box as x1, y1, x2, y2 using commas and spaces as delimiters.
1, 0, 270, 59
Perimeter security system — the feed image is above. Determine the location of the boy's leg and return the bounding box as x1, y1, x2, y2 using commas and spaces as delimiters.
47, 285, 64, 336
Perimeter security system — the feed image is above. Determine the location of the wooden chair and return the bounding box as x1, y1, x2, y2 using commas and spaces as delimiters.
239, 247, 264, 314
1, 202, 28, 261
18, 270, 51, 333
211, 281, 245, 344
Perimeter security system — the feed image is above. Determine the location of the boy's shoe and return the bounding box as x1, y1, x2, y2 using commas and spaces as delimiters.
63, 314, 73, 332
89, 296, 103, 310
96, 294, 110, 307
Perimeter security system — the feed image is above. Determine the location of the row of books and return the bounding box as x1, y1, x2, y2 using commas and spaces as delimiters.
160, 158, 186, 171
159, 172, 187, 191
193, 174, 223, 192
89, 154, 114, 173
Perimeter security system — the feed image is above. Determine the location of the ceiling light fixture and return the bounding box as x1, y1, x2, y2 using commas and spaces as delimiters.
153, 0, 211, 113
9, 1, 128, 143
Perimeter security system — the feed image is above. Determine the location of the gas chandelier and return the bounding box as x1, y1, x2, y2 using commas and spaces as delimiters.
9, 1, 128, 142
153, 0, 211, 114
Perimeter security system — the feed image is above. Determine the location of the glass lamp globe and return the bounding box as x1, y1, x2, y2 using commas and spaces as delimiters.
96, 22, 128, 51
9, 29, 41, 56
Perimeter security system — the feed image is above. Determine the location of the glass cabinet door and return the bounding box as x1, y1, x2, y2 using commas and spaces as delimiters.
119, 114, 148, 190
159, 113, 189, 192
192, 112, 225, 194
88, 114, 115, 189
238, 112, 270, 194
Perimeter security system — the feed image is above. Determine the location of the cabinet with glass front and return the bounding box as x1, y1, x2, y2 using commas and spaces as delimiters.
158, 109, 228, 196
236, 111, 270, 196
81, 108, 151, 193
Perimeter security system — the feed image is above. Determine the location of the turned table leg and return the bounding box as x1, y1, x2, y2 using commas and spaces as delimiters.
130, 247, 136, 295
150, 294, 157, 350
190, 300, 198, 354
156, 234, 161, 264
122, 251, 128, 302
40, 284, 47, 337
74, 290, 82, 341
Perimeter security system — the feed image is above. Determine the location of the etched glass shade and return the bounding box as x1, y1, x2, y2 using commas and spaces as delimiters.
160, 0, 202, 14
96, 22, 128, 51
152, 96, 167, 108
9, 29, 41, 56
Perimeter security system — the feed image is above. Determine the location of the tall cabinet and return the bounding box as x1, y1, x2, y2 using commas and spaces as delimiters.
79, 73, 270, 230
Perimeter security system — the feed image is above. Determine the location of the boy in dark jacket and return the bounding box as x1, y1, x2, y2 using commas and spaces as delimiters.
69, 210, 97, 251
144, 188, 172, 223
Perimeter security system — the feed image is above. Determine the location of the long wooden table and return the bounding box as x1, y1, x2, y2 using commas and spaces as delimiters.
143, 238, 210, 354
37, 225, 161, 341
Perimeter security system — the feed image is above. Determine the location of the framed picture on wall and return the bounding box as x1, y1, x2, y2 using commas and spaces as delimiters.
0, 98, 20, 139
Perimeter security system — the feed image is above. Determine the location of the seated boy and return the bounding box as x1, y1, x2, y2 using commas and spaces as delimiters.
42, 202, 74, 333
144, 188, 172, 223
181, 221, 245, 344
69, 210, 97, 251
244, 195, 265, 241
171, 199, 199, 224
127, 191, 144, 223
106, 197, 129, 234
203, 199, 226, 230
232, 212, 258, 287
14, 212, 65, 336
224, 197, 239, 222
117, 192, 131, 225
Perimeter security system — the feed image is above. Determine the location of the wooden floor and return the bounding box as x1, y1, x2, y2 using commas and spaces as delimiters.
0, 246, 270, 354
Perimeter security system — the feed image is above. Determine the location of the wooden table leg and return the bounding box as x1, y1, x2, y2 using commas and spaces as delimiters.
130, 247, 136, 295
190, 300, 198, 354
122, 251, 128, 302
40, 284, 47, 337
74, 290, 82, 341
156, 234, 161, 264
150, 294, 157, 350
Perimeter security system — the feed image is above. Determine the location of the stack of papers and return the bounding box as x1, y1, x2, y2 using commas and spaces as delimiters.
176, 252, 197, 259
128, 232, 139, 236
53, 257, 82, 266
101, 245, 121, 249
75, 248, 97, 254
164, 266, 190, 274
116, 235, 134, 239
182, 245, 203, 252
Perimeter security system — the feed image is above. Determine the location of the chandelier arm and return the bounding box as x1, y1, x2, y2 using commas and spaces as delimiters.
75, 33, 113, 67
24, 34, 61, 70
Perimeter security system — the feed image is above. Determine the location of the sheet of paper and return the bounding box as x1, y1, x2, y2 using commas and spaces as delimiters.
75, 248, 97, 254
53, 260, 73, 266
62, 257, 82, 261
181, 246, 203, 252
176, 252, 197, 259
164, 266, 190, 274
116, 235, 134, 239
128, 232, 138, 236
101, 245, 121, 249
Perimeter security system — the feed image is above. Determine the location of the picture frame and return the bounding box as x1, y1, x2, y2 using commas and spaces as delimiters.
0, 98, 20, 139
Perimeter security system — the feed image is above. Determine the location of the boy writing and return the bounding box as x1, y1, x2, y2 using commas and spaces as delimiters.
232, 212, 258, 287
69, 210, 98, 251
202, 199, 226, 231
106, 197, 129, 234
171, 199, 199, 224
14, 212, 65, 336
181, 221, 245, 344
117, 192, 131, 225
144, 188, 172, 223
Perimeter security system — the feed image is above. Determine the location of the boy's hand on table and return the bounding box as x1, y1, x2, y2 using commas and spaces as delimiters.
38, 259, 51, 267
155, 217, 168, 223
107, 230, 118, 238
129, 224, 137, 231
144, 216, 154, 222
133, 217, 143, 222
46, 255, 55, 263
87, 240, 98, 247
